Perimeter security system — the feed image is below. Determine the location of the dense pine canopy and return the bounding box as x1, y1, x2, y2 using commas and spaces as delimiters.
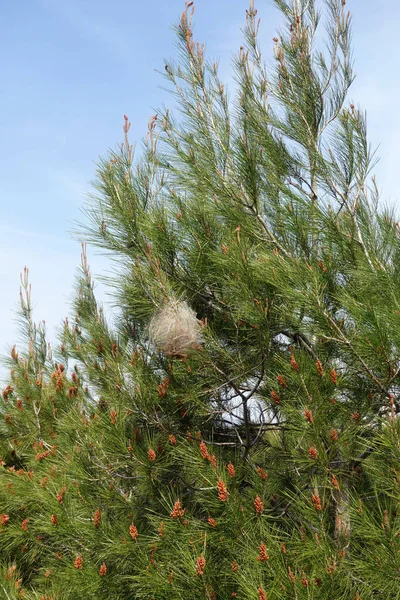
1, 1, 399, 599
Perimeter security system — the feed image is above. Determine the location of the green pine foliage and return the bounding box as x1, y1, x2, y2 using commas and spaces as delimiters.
1, 1, 400, 599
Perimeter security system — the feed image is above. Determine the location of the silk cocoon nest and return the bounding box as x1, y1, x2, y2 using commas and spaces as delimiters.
148, 300, 202, 356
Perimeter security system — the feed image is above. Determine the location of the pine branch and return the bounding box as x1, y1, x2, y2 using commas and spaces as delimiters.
279, 329, 320, 362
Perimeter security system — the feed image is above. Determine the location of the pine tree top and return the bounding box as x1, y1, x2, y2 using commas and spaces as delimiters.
1, 2, 400, 599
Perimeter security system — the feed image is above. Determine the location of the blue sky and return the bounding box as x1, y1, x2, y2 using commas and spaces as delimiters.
1, 0, 400, 380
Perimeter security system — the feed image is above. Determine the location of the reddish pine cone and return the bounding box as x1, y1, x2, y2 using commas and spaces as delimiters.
254, 495, 264, 514
147, 448, 156, 461
200, 441, 210, 460
308, 447, 318, 459
158, 522, 165, 536
270, 390, 280, 404
56, 486, 66, 504
312, 490, 322, 511
315, 360, 324, 376
21, 519, 29, 531
217, 479, 228, 501
277, 375, 287, 387
129, 524, 139, 539
258, 587, 268, 600
196, 555, 206, 576
93, 508, 101, 527
227, 462, 236, 477
304, 408, 314, 423
257, 466, 268, 481
331, 474, 339, 489
257, 542, 269, 562
170, 499, 185, 519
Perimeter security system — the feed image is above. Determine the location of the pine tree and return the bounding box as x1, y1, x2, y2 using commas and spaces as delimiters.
1, 1, 400, 599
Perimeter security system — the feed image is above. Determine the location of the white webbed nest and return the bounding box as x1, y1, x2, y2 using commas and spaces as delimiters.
148, 299, 203, 356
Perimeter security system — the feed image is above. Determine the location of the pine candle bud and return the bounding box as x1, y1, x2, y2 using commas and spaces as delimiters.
21, 519, 29, 531
157, 378, 169, 397
308, 447, 318, 459
258, 587, 267, 600
147, 448, 156, 461
331, 474, 339, 489
312, 490, 322, 511
329, 368, 338, 384
93, 509, 101, 527
257, 542, 269, 562
6, 565, 16, 580
129, 523, 139, 539
56, 487, 66, 504
217, 479, 228, 501
304, 408, 314, 423
170, 499, 185, 519
0, 513, 10, 525
200, 441, 210, 460
257, 466, 268, 481
271, 390, 280, 404
196, 555, 206, 576
315, 360, 324, 377
277, 375, 287, 387
254, 495, 264, 514
227, 462, 236, 477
